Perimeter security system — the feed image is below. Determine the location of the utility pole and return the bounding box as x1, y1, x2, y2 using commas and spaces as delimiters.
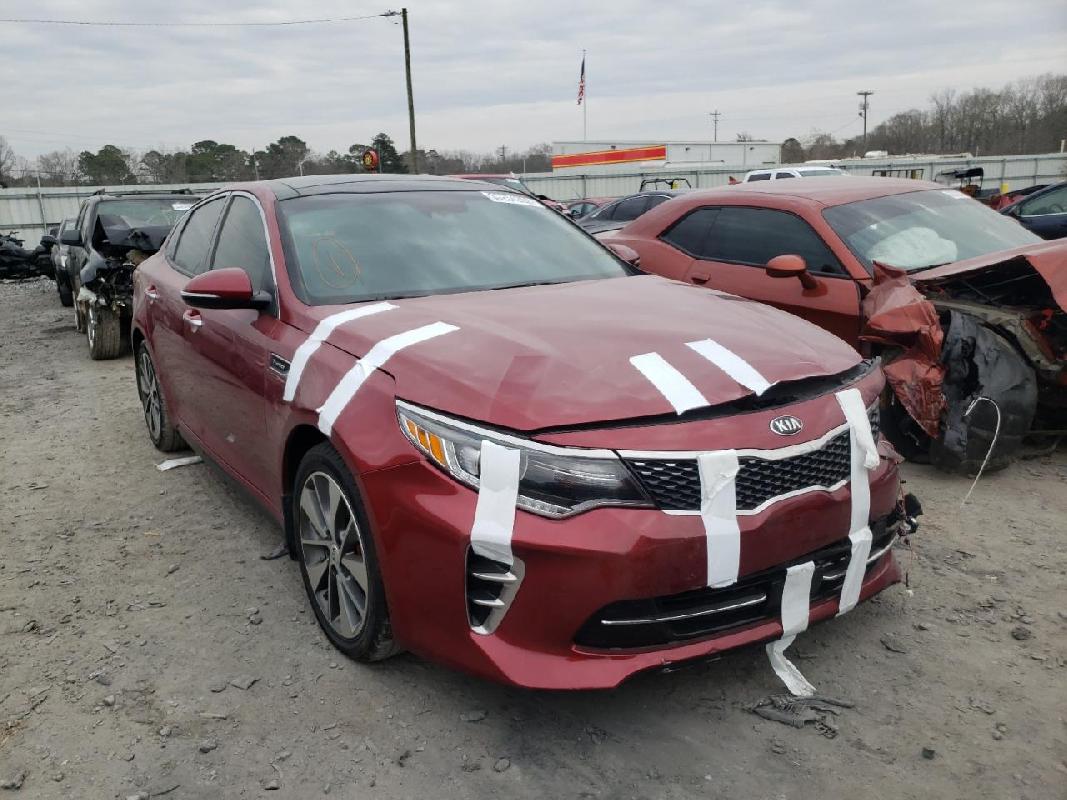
386, 9, 418, 173
857, 90, 874, 150
498, 145, 508, 165
709, 110, 722, 143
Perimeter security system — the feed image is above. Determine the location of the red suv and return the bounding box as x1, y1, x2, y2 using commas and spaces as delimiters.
131, 175, 904, 689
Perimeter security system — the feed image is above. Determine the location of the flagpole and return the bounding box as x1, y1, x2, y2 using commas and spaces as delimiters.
582, 49, 587, 141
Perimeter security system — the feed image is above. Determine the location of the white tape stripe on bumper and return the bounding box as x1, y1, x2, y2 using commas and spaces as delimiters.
469, 441, 521, 566
630, 352, 708, 414
766, 560, 816, 697
316, 321, 459, 435
835, 388, 879, 616
686, 338, 772, 396
283, 302, 396, 402
697, 451, 741, 588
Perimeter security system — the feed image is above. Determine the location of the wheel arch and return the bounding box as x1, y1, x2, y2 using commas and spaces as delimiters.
281, 425, 331, 558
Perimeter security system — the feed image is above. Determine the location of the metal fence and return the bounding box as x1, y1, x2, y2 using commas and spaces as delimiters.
522, 152, 1067, 200
0, 181, 221, 237
3, 152, 1064, 235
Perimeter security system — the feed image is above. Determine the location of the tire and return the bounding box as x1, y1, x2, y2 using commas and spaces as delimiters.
57, 275, 73, 307
294, 443, 399, 662
135, 341, 185, 452
86, 305, 124, 360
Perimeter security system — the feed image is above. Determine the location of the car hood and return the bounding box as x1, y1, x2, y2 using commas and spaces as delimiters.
308, 274, 862, 431
911, 240, 1067, 310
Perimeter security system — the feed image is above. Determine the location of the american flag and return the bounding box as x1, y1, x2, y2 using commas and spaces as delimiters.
577, 55, 585, 105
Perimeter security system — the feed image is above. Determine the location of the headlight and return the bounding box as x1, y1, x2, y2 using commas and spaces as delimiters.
396, 401, 652, 518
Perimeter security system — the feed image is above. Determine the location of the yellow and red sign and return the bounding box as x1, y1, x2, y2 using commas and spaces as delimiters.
551, 144, 667, 170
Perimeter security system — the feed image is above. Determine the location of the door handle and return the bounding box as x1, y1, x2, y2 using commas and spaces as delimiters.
690, 272, 710, 284
145, 285, 160, 302
183, 309, 203, 331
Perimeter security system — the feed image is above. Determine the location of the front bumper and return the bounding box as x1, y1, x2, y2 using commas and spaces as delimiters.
360, 449, 901, 690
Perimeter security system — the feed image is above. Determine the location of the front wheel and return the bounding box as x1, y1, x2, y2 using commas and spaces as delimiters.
294, 444, 398, 662
86, 305, 123, 360
56, 275, 73, 307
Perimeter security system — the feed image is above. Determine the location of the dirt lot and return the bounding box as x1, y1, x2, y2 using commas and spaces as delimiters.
1, 277, 1065, 800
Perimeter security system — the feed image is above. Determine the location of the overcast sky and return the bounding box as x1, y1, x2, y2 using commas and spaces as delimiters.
3, 0, 1065, 162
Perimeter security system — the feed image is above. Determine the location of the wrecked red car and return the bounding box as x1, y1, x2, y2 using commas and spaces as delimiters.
131, 175, 909, 689
600, 178, 1065, 472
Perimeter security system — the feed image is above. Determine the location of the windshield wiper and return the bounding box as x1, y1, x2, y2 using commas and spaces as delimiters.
490, 279, 570, 291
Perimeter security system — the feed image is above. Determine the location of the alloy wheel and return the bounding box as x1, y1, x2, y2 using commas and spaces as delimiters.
138, 350, 162, 441
298, 471, 370, 639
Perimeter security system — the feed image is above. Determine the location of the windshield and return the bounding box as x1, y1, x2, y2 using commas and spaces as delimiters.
97, 198, 194, 230
823, 189, 1040, 272
477, 176, 535, 196
278, 190, 631, 304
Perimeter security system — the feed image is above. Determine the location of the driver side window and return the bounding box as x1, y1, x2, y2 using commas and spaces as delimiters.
210, 196, 272, 293
1021, 185, 1067, 216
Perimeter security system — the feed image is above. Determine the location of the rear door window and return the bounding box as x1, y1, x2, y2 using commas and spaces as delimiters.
774, 172, 796, 179
613, 195, 651, 221
172, 197, 226, 275
701, 207, 846, 275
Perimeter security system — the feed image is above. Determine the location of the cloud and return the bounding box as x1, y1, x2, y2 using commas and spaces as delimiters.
1, 0, 1064, 160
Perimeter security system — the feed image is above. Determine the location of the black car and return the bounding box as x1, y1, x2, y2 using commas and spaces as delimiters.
576, 190, 688, 235
50, 218, 77, 306
60, 190, 199, 359
1001, 181, 1067, 240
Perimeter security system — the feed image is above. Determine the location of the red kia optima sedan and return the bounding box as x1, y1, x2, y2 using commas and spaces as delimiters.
131, 175, 905, 689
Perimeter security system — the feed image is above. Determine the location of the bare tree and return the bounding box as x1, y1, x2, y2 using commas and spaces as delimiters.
0, 136, 15, 184
36, 149, 80, 185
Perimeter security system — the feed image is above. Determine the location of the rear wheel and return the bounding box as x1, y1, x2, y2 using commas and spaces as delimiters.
86, 305, 123, 360
294, 444, 398, 662
136, 341, 185, 452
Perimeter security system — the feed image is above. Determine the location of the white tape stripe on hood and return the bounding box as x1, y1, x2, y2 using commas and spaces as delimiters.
630, 352, 709, 414
697, 451, 741, 588
316, 321, 459, 435
686, 338, 773, 396
469, 440, 521, 566
835, 388, 878, 616
283, 302, 396, 402
766, 560, 816, 697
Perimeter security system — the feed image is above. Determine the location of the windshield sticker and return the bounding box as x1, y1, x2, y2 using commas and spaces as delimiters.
171, 203, 194, 211
940, 190, 969, 200
481, 191, 540, 207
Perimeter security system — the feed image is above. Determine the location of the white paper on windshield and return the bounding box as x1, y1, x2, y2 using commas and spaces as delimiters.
481, 191, 540, 207
171, 203, 193, 211
284, 302, 396, 402
630, 352, 708, 414
697, 451, 741, 588
687, 338, 772, 396
940, 190, 970, 200
866, 226, 958, 270
766, 560, 817, 696
835, 388, 878, 616
316, 321, 459, 435
469, 440, 521, 566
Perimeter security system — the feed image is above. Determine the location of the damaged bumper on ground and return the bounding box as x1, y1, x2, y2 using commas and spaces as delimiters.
862, 243, 1066, 471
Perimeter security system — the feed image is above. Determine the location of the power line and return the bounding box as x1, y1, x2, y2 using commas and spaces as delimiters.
0, 12, 393, 28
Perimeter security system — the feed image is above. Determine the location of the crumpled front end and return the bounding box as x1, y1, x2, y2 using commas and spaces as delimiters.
862, 248, 1067, 472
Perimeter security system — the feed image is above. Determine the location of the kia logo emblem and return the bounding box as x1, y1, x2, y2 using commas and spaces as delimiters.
769, 415, 803, 436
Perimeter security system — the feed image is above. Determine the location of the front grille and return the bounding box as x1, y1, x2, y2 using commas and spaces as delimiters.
626, 407, 879, 513
574, 516, 897, 650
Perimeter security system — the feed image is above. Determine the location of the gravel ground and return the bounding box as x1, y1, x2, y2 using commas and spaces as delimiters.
1, 277, 1065, 800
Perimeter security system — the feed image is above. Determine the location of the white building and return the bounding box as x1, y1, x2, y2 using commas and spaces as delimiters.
550, 139, 782, 174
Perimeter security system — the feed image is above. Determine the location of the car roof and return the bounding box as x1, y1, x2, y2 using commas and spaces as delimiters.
714, 176, 938, 206
248, 173, 509, 200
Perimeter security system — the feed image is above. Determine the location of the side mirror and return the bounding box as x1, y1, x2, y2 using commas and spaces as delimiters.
60, 228, 82, 247
181, 267, 271, 311
766, 254, 817, 289
606, 242, 641, 267
568, 208, 582, 218
40, 234, 57, 247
